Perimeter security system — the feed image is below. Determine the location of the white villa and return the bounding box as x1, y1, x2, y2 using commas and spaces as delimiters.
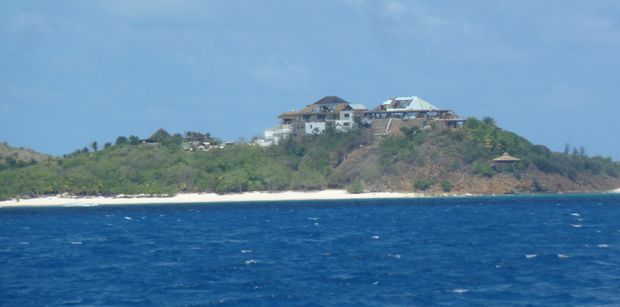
254, 95, 462, 146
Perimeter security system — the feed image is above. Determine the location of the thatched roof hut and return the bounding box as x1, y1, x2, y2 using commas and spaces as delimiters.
493, 153, 521, 163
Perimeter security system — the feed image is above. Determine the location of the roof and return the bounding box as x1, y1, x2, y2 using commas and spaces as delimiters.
312, 96, 349, 105
299, 102, 350, 114
279, 111, 300, 118
493, 153, 521, 162
381, 96, 438, 111
349, 104, 368, 110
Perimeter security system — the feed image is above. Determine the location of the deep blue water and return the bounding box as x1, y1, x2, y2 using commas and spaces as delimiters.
2, 194, 620, 306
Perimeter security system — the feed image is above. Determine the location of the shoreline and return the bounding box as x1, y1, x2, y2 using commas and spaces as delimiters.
0, 190, 430, 208
1, 189, 618, 208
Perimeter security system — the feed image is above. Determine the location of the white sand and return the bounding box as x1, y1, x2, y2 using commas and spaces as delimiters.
0, 190, 429, 208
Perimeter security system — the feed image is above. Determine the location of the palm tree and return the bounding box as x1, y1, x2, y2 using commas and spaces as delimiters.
91, 141, 98, 152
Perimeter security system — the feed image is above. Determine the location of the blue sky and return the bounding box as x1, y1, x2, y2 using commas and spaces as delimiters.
1, 0, 619, 158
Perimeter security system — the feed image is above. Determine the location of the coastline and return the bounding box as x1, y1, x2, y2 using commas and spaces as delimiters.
1, 188, 618, 208
0, 190, 430, 208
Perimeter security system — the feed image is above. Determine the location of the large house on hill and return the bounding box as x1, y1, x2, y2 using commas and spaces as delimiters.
367, 96, 456, 120
365, 96, 463, 136
279, 96, 368, 137
254, 95, 463, 146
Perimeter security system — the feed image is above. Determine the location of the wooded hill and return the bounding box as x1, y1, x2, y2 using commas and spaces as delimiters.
1, 117, 619, 200
0, 143, 50, 172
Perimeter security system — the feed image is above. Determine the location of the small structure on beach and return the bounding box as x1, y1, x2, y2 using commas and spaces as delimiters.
492, 153, 521, 163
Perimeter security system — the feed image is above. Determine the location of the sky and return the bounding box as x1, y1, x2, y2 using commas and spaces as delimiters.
1, 0, 619, 159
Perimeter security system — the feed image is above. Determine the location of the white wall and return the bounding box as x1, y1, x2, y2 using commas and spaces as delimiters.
305, 122, 326, 135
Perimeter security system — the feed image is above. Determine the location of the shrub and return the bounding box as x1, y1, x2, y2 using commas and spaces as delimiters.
347, 181, 364, 194
532, 156, 563, 174
414, 178, 433, 191
473, 161, 495, 177
440, 180, 453, 192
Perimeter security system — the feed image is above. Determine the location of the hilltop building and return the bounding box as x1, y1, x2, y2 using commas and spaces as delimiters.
255, 95, 463, 146
365, 96, 463, 136
279, 96, 368, 137
255, 124, 293, 147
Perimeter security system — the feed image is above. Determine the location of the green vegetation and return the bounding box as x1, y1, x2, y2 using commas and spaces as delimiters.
440, 180, 453, 192
473, 161, 495, 177
0, 128, 372, 199
347, 181, 364, 194
414, 178, 433, 191
0, 143, 49, 172
1, 120, 619, 200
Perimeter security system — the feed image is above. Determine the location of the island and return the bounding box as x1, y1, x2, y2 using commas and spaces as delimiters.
1, 95, 619, 206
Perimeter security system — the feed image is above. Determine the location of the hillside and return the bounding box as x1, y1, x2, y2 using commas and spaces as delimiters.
0, 118, 619, 200
0, 142, 50, 171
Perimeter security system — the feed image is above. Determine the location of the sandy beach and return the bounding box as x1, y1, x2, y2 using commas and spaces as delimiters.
0, 190, 430, 208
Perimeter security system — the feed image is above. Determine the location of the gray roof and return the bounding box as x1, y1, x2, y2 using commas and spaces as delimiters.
313, 96, 349, 105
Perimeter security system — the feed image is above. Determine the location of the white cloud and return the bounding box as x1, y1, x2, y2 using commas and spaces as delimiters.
382, 1, 407, 20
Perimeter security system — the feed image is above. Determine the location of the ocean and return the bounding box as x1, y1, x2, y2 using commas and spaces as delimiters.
1, 194, 620, 306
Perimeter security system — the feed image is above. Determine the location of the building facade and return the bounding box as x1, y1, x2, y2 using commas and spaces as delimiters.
279, 96, 368, 137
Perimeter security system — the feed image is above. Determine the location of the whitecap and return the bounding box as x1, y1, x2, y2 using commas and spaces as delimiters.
124, 216, 132, 220
571, 213, 580, 217
18, 241, 29, 245
525, 254, 537, 259
372, 281, 379, 285
557, 254, 570, 259
308, 217, 319, 221
452, 289, 468, 294
598, 244, 609, 248
245, 259, 259, 265
314, 223, 319, 226
371, 235, 380, 240
70, 241, 83, 245
388, 253, 401, 259
241, 249, 252, 253
571, 224, 582, 228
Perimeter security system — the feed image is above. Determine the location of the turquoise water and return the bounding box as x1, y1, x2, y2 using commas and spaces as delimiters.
1, 194, 620, 306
